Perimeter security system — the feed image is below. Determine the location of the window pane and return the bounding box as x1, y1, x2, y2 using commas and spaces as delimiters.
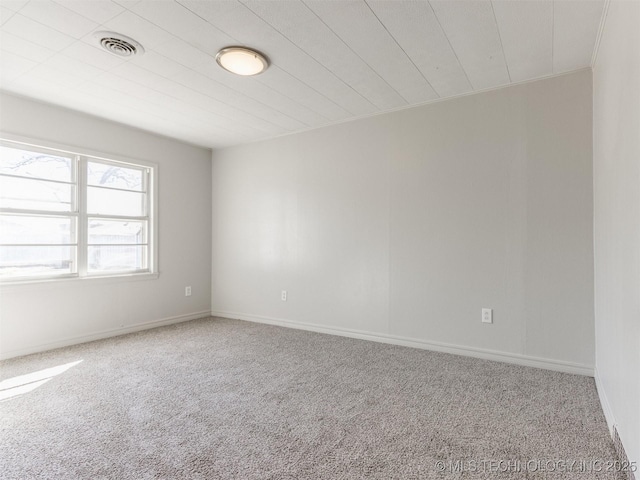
88, 219, 146, 245
0, 245, 75, 278
87, 186, 145, 216
0, 215, 74, 245
0, 144, 72, 182
88, 161, 144, 191
0, 176, 74, 211
88, 245, 147, 273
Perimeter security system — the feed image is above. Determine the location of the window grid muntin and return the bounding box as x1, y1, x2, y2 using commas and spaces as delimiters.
82, 157, 151, 277
0, 212, 78, 246
0, 141, 79, 279
0, 140, 75, 184
0, 139, 154, 282
0, 245, 77, 278
0, 177, 77, 213
87, 157, 147, 193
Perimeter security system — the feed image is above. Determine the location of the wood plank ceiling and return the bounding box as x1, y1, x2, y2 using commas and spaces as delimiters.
0, 0, 605, 148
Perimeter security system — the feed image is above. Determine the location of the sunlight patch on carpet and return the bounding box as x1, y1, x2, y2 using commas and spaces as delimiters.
0, 360, 83, 401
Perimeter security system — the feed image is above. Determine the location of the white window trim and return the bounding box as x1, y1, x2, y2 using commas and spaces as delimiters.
0, 132, 159, 286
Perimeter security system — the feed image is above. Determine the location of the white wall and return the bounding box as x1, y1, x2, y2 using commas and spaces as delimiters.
593, 0, 640, 466
0, 92, 212, 359
212, 70, 595, 374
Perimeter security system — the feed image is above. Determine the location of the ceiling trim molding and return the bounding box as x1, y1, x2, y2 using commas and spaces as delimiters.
223, 67, 592, 151
591, 0, 611, 69
0, 90, 214, 152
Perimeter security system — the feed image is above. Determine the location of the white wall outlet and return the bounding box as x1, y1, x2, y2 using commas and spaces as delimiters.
281, 290, 287, 301
482, 308, 493, 324
185, 286, 192, 297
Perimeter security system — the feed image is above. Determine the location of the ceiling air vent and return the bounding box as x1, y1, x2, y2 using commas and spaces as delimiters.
94, 31, 144, 58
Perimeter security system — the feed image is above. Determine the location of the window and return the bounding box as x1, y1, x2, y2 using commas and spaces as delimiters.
0, 138, 156, 282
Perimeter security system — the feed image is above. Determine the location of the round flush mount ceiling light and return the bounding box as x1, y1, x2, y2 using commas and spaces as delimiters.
93, 31, 145, 58
216, 47, 269, 76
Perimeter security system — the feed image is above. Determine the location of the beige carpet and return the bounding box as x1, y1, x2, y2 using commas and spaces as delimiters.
0, 317, 625, 479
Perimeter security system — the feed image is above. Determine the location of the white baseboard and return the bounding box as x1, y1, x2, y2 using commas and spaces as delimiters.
211, 310, 594, 377
4, 308, 595, 377
596, 368, 638, 478
0, 310, 212, 360
594, 366, 616, 434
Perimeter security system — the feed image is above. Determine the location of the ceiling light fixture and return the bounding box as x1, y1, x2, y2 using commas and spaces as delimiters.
216, 47, 269, 76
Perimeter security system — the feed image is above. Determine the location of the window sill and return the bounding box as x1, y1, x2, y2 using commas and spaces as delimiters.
0, 271, 160, 290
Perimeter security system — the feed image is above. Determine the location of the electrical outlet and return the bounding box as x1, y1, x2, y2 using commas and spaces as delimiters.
185, 286, 192, 297
281, 290, 287, 301
482, 308, 492, 324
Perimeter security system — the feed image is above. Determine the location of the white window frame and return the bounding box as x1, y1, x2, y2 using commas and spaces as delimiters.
0, 133, 158, 285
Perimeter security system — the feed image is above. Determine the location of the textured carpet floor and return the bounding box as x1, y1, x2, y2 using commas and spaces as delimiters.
0, 317, 624, 479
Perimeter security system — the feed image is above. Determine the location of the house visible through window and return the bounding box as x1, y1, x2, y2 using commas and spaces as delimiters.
0, 139, 155, 281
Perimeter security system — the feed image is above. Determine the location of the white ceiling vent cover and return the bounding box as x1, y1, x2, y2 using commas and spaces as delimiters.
93, 31, 145, 58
